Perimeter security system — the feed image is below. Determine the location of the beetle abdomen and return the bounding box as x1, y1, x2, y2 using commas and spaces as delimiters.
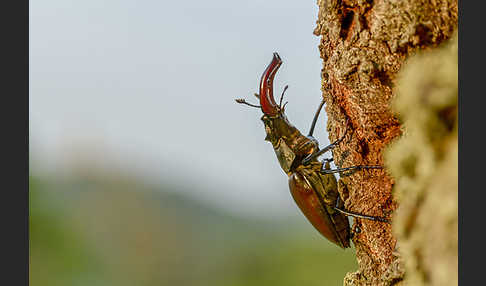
288, 172, 350, 248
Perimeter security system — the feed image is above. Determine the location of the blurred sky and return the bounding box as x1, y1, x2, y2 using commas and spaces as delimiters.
29, 0, 332, 219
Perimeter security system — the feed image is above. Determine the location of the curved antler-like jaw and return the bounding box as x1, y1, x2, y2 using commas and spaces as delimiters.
259, 52, 282, 116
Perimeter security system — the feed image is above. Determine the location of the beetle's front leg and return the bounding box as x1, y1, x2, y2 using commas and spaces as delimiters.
302, 126, 348, 165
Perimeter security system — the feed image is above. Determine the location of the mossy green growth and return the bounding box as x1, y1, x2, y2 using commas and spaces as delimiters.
384, 32, 457, 286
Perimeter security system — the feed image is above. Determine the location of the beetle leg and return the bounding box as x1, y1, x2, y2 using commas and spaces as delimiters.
320, 165, 383, 175
308, 98, 326, 137
302, 125, 348, 165
333, 195, 390, 223
334, 206, 390, 223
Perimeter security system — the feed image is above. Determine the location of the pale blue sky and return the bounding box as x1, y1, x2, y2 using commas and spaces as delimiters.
29, 0, 331, 218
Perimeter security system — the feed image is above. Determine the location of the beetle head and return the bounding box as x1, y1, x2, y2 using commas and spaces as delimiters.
258, 53, 318, 173
261, 114, 300, 174
237, 52, 316, 173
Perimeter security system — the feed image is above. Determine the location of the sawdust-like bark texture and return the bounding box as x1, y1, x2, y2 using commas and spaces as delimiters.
385, 33, 458, 286
313, 0, 457, 285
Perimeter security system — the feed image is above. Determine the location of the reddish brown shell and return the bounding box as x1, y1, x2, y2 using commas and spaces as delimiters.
288, 172, 350, 248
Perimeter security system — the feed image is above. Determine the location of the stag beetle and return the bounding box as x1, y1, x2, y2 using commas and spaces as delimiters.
236, 52, 389, 248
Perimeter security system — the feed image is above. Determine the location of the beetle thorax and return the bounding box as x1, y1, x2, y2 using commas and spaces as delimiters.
261, 113, 319, 174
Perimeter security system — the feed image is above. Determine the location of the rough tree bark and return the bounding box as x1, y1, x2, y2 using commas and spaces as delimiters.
312, 0, 457, 285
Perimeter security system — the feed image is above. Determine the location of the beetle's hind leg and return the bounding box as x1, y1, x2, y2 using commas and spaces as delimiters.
334, 205, 390, 223
320, 165, 383, 176
333, 197, 390, 223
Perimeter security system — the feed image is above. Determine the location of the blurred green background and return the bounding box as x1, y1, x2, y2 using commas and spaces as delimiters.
30, 166, 357, 286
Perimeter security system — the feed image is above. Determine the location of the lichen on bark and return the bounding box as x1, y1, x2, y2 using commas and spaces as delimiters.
312, 0, 457, 285
385, 33, 458, 286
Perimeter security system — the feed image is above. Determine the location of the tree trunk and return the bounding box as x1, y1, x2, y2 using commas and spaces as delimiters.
312, 0, 457, 285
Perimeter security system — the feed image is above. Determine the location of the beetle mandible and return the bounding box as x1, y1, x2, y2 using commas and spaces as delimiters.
236, 52, 389, 248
